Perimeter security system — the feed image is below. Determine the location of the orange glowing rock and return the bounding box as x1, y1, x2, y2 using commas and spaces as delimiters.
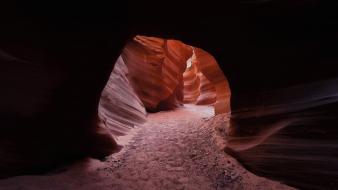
183, 58, 200, 103
196, 72, 217, 105
122, 36, 192, 111
194, 48, 231, 114
182, 48, 230, 114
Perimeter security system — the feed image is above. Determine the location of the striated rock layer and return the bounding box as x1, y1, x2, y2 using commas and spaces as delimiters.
225, 78, 338, 190
196, 73, 217, 105
183, 57, 200, 103
98, 56, 147, 137
182, 49, 230, 114
121, 36, 192, 112
119, 36, 230, 115
193, 48, 231, 114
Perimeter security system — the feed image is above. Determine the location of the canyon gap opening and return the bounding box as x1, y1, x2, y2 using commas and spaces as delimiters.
98, 35, 231, 141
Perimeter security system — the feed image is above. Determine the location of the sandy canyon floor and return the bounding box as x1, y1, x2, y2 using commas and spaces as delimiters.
0, 105, 294, 190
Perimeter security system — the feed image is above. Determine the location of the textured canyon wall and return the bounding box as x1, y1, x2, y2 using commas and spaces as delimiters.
183, 58, 200, 103
121, 36, 192, 112
196, 73, 217, 105
121, 36, 230, 114
182, 50, 228, 112
182, 64, 217, 105
98, 56, 147, 137
224, 78, 338, 189
193, 48, 231, 114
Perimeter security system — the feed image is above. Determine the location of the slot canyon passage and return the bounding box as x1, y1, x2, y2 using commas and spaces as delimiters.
0, 35, 291, 190
2, 2, 338, 190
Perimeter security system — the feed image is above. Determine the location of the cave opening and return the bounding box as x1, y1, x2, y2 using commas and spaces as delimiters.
98, 35, 231, 141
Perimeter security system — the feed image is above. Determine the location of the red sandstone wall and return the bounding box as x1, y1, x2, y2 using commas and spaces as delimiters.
183, 57, 200, 103
182, 48, 229, 114
194, 48, 231, 114
196, 72, 217, 105
121, 36, 192, 111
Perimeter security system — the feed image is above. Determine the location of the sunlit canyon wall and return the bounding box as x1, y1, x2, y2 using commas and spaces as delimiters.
182, 51, 219, 106
121, 36, 192, 111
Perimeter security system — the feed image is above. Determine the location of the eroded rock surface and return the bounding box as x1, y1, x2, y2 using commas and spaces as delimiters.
120, 36, 230, 114
99, 56, 147, 137
196, 73, 217, 105
226, 78, 338, 189
193, 49, 230, 114
121, 36, 192, 112
183, 57, 201, 103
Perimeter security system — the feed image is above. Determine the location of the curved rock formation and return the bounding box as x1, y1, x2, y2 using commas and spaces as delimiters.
121, 37, 230, 115
98, 56, 147, 137
121, 36, 192, 112
157, 76, 185, 110
193, 48, 231, 114
183, 58, 200, 103
225, 78, 338, 190
196, 72, 217, 105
